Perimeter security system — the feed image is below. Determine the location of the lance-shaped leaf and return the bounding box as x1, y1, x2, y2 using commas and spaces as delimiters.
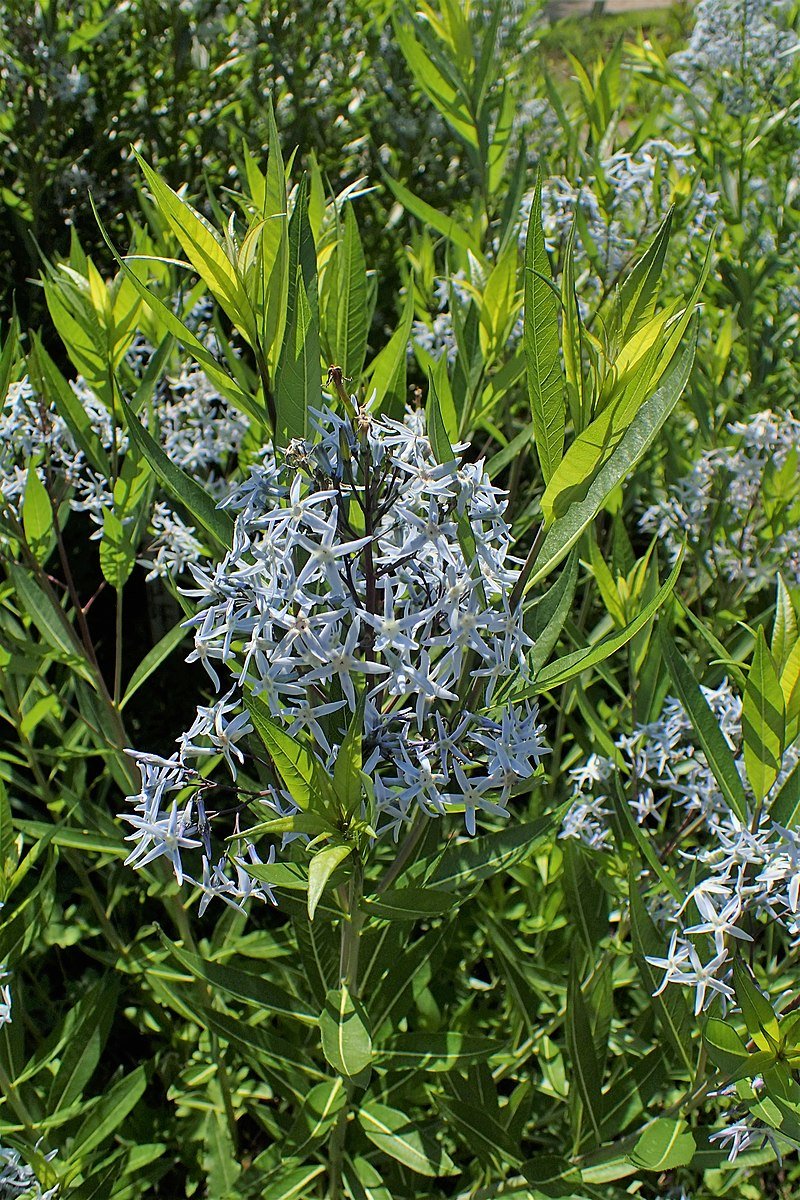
134, 151, 257, 345
28, 335, 111, 476
703, 1017, 750, 1074
524, 172, 565, 483
732, 959, 780, 1049
22, 465, 53, 564
335, 205, 369, 386
393, 19, 478, 148
259, 99, 290, 360
99, 508, 135, 590
156, 928, 317, 1024
381, 170, 481, 255
530, 551, 683, 692
373, 1032, 499, 1072
287, 1078, 346, 1156
275, 175, 318, 443
307, 843, 353, 920
628, 864, 695, 1074
743, 628, 785, 803
367, 290, 413, 414
91, 197, 263, 424
561, 222, 587, 432
566, 967, 604, 1146
659, 629, 748, 821
119, 395, 234, 551
542, 251, 709, 525
521, 323, 695, 590
333, 695, 365, 817
121, 620, 187, 710
618, 209, 673, 339
6, 565, 96, 685
320, 984, 372, 1076
772, 575, 798, 675
628, 1118, 695, 1172
246, 693, 318, 813
70, 1065, 147, 1159
771, 758, 800, 828
359, 1100, 457, 1177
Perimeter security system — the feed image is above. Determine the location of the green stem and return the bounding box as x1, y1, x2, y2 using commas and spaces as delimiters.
327, 858, 365, 1200
114, 586, 124, 707
0, 1060, 37, 1137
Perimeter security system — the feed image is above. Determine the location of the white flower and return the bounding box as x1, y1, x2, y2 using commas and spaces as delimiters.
684, 891, 754, 953
120, 400, 548, 908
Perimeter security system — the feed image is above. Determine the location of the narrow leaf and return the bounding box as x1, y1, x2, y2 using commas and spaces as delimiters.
524, 172, 565, 482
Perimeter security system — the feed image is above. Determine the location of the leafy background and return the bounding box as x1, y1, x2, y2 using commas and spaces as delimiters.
2, 0, 800, 1197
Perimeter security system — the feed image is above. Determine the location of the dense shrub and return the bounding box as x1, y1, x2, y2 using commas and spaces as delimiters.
1, 1, 800, 1197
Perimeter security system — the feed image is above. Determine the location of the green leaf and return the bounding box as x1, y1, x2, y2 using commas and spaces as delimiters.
782, 639, 800, 744
260, 1164, 326, 1200
521, 1155, 584, 1197
119, 395, 234, 551
381, 170, 481, 255
276, 174, 318, 443
561, 840, 608, 952
362, 888, 460, 921
134, 152, 256, 343
320, 985, 372, 1077
370, 923, 453, 1035
358, 1101, 456, 1177
70, 1065, 147, 1158
743, 628, 786, 803
28, 335, 111, 476
703, 1017, 750, 1074
660, 629, 748, 821
6, 564, 95, 684
773, 576, 798, 674
367, 291, 413, 415
771, 757, 800, 828
426, 369, 457, 465
628, 864, 695, 1074
287, 1078, 346, 1155
618, 209, 673, 339
532, 551, 683, 691
99, 508, 135, 589
276, 268, 317, 445
333, 695, 365, 817
524, 171, 565, 483
48, 978, 118, 1111
418, 810, 564, 891
258, 98, 290, 360
393, 20, 478, 148
22, 465, 53, 562
121, 620, 187, 710
431, 353, 459, 445
561, 223, 586, 432
156, 929, 317, 1024
335, 205, 369, 386
566, 966, 604, 1145
436, 1094, 522, 1166
308, 843, 353, 920
526, 549, 579, 675
628, 1118, 695, 1172
91, 197, 263, 424
245, 693, 324, 813
523, 323, 696, 589
374, 1032, 499, 1072
0, 779, 15, 879
541, 279, 701, 524
203, 1080, 241, 1198
732, 959, 779, 1049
